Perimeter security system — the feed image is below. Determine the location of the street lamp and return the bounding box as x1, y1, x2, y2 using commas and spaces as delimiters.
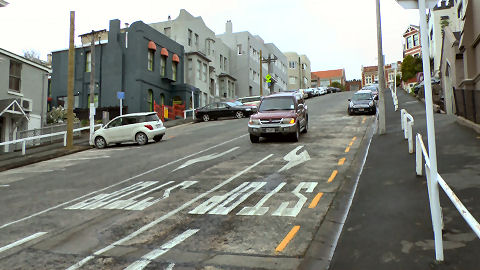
396, 0, 443, 262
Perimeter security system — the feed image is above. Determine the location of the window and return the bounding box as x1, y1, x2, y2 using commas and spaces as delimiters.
203, 63, 207, 82
220, 55, 223, 70
237, 44, 242, 55
414, 34, 420, 46
85, 51, 91, 72
161, 56, 166, 76
224, 57, 227, 71
164, 27, 171, 37
188, 58, 193, 78
365, 76, 372, 85
289, 61, 296, 69
407, 36, 413, 49
206, 40, 211, 55
197, 60, 202, 81
188, 29, 192, 46
195, 33, 199, 46
9, 60, 21, 92
253, 71, 257, 82
147, 49, 154, 71
289, 76, 297, 84
147, 89, 153, 111
172, 62, 177, 81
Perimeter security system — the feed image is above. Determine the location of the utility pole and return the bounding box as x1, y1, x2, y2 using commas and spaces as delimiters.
66, 11, 75, 149
262, 54, 278, 93
376, 0, 386, 134
259, 50, 263, 96
79, 29, 106, 143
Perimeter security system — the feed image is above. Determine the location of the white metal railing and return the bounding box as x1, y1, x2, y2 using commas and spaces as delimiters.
391, 88, 399, 111
183, 109, 195, 120
399, 109, 480, 261
0, 124, 102, 155
400, 109, 414, 153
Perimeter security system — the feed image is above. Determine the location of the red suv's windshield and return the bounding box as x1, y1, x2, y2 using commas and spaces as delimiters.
259, 97, 295, 112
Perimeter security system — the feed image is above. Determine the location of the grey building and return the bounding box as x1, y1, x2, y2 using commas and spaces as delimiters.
51, 19, 194, 117
150, 9, 237, 106
0, 48, 50, 151
217, 21, 288, 97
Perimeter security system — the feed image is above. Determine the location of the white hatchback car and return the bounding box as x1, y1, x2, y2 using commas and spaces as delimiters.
91, 112, 166, 149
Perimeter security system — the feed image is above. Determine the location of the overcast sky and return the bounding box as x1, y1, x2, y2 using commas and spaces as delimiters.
0, 0, 422, 79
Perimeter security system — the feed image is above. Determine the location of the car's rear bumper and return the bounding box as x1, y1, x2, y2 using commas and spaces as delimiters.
146, 127, 166, 140
248, 123, 296, 137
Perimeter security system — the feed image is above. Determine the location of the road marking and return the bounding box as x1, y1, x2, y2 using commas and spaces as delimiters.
207, 182, 266, 215
361, 117, 366, 124
0, 134, 248, 230
338, 158, 346, 166
0, 232, 47, 254
66, 154, 272, 270
275, 226, 300, 252
348, 141, 354, 146
124, 229, 198, 270
352, 136, 357, 142
272, 182, 317, 217
165, 263, 175, 270
0, 185, 9, 187
278, 145, 311, 172
327, 170, 338, 183
345, 146, 350, 153
237, 182, 286, 216
49, 156, 110, 162
308, 192, 324, 208
172, 147, 240, 172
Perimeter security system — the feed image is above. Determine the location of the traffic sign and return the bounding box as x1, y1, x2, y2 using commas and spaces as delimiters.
265, 74, 272, 83
117, 91, 125, 100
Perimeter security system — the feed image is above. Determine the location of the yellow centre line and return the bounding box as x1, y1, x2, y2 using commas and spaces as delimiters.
338, 158, 346, 165
352, 136, 357, 142
275, 225, 300, 252
345, 146, 350, 153
361, 117, 366, 124
348, 141, 354, 146
308, 192, 324, 208
327, 170, 338, 183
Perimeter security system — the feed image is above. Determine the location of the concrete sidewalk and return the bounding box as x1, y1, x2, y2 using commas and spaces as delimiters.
329, 89, 480, 270
0, 117, 193, 172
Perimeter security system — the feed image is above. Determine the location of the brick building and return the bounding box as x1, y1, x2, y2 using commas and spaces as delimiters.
311, 69, 345, 88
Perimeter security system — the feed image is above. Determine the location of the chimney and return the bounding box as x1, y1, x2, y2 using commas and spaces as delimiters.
108, 19, 121, 43
226, 20, 232, 34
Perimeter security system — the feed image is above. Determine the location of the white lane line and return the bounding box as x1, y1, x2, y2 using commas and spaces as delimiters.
165, 262, 175, 270
47, 156, 111, 162
172, 147, 240, 172
0, 134, 248, 230
0, 185, 9, 187
124, 229, 198, 270
66, 154, 272, 270
0, 232, 47, 254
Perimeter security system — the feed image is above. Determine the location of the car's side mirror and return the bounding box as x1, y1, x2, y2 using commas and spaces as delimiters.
375, 96, 379, 100
298, 104, 304, 110
348, 99, 351, 101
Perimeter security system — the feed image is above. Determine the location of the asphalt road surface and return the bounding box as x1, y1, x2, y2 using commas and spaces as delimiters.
0, 91, 375, 270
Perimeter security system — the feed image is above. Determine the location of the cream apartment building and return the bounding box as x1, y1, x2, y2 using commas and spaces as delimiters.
285, 52, 311, 90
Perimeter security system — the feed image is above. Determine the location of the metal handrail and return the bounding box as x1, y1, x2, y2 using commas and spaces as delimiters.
0, 124, 102, 155
391, 88, 398, 111
400, 109, 415, 153
415, 132, 480, 252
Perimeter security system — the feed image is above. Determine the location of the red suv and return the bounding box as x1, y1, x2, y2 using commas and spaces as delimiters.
248, 92, 308, 143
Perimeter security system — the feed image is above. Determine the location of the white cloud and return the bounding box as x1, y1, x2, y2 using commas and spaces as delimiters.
0, 0, 420, 79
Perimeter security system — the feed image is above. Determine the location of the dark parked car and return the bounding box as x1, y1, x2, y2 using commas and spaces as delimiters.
347, 90, 377, 115
248, 92, 308, 143
362, 85, 379, 99
195, 102, 255, 122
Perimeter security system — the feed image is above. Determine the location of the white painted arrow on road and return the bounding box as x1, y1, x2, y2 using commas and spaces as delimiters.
278, 145, 311, 172
172, 147, 240, 172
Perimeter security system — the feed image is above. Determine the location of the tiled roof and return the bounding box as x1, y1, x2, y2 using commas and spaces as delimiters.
311, 69, 344, 79
362, 66, 378, 72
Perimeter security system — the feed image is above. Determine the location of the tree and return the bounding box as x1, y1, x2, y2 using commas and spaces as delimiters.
23, 49, 42, 64
401, 55, 423, 82
330, 81, 345, 91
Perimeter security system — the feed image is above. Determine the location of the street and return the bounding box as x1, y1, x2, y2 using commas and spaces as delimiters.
0, 92, 374, 270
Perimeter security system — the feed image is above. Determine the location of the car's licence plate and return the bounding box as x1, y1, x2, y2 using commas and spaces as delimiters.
266, 128, 276, 133
156, 124, 162, 128
358, 108, 364, 112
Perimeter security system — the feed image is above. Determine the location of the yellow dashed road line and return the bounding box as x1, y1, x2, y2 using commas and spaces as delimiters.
338, 158, 346, 166
308, 192, 324, 208
327, 170, 338, 183
275, 226, 300, 252
345, 146, 351, 153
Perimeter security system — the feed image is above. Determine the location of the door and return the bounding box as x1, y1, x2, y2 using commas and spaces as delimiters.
115, 116, 138, 141
216, 102, 232, 118
103, 117, 123, 142
296, 99, 306, 129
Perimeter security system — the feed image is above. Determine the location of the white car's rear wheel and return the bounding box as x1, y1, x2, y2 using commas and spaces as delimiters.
135, 132, 148, 145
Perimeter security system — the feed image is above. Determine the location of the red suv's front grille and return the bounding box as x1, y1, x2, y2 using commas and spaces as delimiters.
260, 118, 282, 124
